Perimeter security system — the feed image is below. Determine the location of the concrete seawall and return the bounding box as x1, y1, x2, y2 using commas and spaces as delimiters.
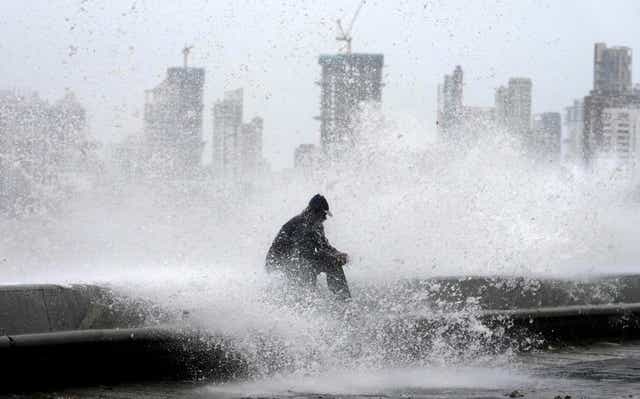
2, 284, 97, 335
401, 274, 640, 310
0, 327, 246, 391
0, 284, 246, 392
481, 302, 640, 345
0, 284, 160, 335
3, 276, 640, 390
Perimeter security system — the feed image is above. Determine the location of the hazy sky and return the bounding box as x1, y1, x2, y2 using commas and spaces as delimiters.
2, 0, 640, 169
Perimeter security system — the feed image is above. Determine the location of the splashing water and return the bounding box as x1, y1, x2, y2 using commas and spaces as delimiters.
1, 119, 640, 378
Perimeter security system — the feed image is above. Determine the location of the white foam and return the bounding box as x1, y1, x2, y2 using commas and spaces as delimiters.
205, 365, 535, 396
1, 117, 639, 375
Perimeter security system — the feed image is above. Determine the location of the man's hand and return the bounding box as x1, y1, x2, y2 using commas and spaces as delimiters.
336, 252, 349, 266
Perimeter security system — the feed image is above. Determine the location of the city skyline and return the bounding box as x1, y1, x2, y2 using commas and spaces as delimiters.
2, 1, 640, 169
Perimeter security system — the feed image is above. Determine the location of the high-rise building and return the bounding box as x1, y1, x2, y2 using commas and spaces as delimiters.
532, 112, 562, 162
494, 85, 509, 127
594, 43, 632, 95
144, 66, 205, 176
212, 89, 264, 179
437, 65, 464, 134
600, 108, 640, 163
583, 93, 640, 163
461, 106, 496, 136
584, 43, 640, 164
317, 53, 384, 157
493, 78, 532, 136
111, 134, 144, 180
212, 89, 243, 176
0, 89, 91, 212
238, 116, 264, 177
507, 78, 532, 135
604, 108, 640, 158
294, 144, 321, 172
563, 100, 584, 163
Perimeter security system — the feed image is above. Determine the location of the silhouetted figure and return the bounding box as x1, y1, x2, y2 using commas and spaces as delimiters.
266, 194, 351, 299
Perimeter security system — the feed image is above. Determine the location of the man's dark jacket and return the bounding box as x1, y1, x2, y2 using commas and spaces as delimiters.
266, 209, 346, 289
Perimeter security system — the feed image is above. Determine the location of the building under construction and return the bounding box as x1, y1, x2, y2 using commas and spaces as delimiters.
144, 51, 205, 177
317, 53, 384, 157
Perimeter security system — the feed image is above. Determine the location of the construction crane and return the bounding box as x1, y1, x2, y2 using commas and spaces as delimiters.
335, 0, 366, 54
182, 45, 194, 68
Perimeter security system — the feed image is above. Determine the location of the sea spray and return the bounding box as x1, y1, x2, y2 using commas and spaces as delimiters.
1, 116, 639, 376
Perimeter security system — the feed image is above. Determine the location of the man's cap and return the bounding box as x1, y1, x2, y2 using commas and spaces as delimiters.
309, 194, 332, 217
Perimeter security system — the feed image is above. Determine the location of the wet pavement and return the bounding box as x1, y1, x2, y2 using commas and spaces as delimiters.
10, 341, 640, 399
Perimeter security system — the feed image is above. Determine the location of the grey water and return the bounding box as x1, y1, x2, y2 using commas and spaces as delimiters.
33, 342, 640, 398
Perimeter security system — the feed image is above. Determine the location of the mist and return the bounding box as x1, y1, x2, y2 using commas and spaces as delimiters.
4, 1, 640, 391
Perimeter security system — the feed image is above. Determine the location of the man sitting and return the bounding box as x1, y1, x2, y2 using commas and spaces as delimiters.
265, 194, 350, 300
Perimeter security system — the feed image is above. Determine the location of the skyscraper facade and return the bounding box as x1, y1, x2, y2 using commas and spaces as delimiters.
584, 43, 640, 164
294, 143, 321, 173
593, 43, 632, 95
506, 78, 532, 136
494, 85, 509, 127
238, 116, 264, 177
600, 108, 640, 165
0, 89, 90, 212
212, 89, 264, 179
317, 53, 384, 158
212, 89, 243, 176
563, 99, 584, 163
144, 66, 205, 176
584, 93, 640, 163
532, 112, 562, 162
493, 78, 532, 136
437, 65, 464, 134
